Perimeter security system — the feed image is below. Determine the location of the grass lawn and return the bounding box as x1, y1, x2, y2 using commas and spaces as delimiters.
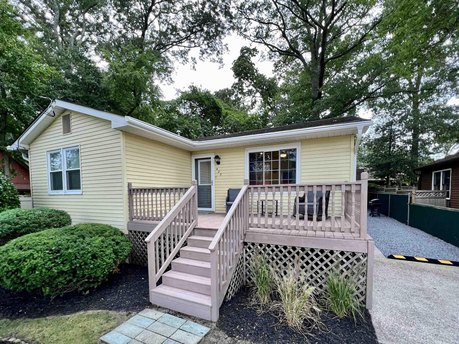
0, 310, 129, 344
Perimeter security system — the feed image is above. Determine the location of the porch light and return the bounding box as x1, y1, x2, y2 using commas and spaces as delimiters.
215, 155, 221, 165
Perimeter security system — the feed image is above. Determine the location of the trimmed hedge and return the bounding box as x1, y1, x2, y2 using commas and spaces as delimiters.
0, 172, 20, 212
0, 224, 132, 296
0, 208, 72, 245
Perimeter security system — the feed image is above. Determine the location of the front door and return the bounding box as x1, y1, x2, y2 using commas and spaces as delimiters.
195, 157, 213, 211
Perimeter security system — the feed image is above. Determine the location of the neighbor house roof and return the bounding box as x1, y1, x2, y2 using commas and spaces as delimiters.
8, 100, 372, 152
415, 152, 459, 170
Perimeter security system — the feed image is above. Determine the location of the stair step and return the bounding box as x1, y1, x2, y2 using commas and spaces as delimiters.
194, 228, 218, 237
162, 271, 211, 295
150, 285, 212, 321
172, 257, 211, 277
180, 246, 210, 262
188, 235, 213, 249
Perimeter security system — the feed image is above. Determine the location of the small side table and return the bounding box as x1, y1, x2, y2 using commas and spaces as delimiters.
257, 200, 279, 216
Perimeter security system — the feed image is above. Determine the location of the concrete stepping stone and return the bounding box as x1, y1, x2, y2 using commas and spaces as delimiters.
100, 308, 210, 344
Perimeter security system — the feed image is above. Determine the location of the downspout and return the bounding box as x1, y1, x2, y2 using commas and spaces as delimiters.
353, 126, 364, 181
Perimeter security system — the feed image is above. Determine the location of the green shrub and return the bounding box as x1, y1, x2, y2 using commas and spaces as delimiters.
275, 267, 321, 331
0, 172, 20, 212
251, 254, 273, 307
0, 208, 71, 245
0, 224, 131, 296
325, 271, 362, 320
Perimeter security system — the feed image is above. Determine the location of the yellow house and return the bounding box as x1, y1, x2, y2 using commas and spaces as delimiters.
9, 100, 374, 321
9, 100, 370, 231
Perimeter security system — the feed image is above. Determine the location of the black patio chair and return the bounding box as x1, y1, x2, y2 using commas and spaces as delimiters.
226, 188, 241, 213
293, 191, 330, 221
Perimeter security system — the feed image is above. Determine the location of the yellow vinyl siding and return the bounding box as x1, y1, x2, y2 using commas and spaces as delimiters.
301, 136, 354, 182
124, 133, 192, 187
193, 148, 245, 213
29, 112, 125, 230
193, 135, 355, 213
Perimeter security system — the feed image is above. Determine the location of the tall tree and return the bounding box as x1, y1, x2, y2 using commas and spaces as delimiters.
365, 0, 459, 182
102, 0, 230, 118
13, 0, 112, 109
234, 0, 383, 121
155, 86, 263, 139
0, 0, 53, 175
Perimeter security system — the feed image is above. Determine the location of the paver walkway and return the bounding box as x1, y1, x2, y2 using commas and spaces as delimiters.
100, 309, 210, 344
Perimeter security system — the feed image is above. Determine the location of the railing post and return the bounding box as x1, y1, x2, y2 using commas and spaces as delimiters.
244, 179, 249, 229
128, 182, 133, 221
210, 249, 219, 321
147, 242, 156, 297
360, 172, 368, 238
192, 180, 198, 222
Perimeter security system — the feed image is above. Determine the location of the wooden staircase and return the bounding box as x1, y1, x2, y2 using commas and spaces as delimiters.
150, 228, 217, 321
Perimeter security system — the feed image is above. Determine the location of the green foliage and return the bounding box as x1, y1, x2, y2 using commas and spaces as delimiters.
155, 86, 263, 139
0, 172, 20, 212
325, 271, 362, 320
0, 224, 131, 296
0, 208, 71, 245
274, 267, 320, 331
251, 255, 273, 306
0, 0, 53, 173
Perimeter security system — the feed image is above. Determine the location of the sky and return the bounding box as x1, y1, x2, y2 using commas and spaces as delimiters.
159, 35, 274, 101
159, 34, 459, 121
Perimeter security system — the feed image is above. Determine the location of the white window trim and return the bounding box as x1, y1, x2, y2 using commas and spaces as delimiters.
191, 154, 215, 212
432, 168, 452, 199
244, 143, 301, 185
47, 145, 82, 195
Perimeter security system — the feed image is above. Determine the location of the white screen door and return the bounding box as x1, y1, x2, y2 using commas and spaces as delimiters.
196, 158, 213, 210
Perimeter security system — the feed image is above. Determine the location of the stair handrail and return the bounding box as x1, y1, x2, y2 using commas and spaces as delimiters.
209, 183, 249, 321
145, 181, 198, 292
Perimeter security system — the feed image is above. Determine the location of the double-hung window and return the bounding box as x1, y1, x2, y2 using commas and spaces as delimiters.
48, 147, 81, 194
248, 147, 298, 185
432, 169, 451, 198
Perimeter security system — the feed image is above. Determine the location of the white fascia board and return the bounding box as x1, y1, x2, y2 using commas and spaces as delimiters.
119, 116, 372, 151
8, 100, 126, 151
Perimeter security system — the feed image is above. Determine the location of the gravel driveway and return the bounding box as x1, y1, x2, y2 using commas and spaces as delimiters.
368, 216, 459, 261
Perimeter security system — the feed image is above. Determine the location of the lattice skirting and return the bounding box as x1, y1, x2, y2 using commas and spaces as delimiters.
226, 243, 368, 304
128, 230, 149, 266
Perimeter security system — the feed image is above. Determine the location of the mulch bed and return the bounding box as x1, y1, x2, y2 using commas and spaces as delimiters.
0, 264, 149, 319
218, 288, 378, 344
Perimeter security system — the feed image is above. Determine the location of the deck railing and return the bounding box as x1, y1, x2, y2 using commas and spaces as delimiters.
145, 182, 198, 291
247, 172, 368, 238
209, 183, 249, 321
128, 183, 189, 222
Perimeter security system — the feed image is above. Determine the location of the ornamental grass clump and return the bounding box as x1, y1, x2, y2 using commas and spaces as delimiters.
275, 267, 321, 331
251, 254, 273, 307
325, 270, 363, 320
